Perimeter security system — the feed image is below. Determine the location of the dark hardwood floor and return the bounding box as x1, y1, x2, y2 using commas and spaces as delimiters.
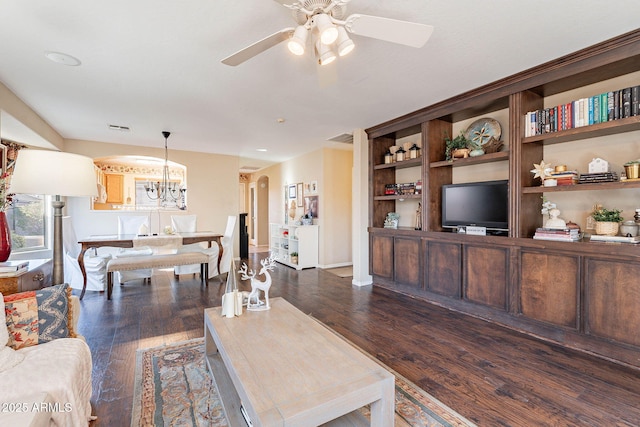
78, 253, 640, 426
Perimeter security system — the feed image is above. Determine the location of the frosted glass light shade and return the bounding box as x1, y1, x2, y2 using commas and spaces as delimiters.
336, 27, 355, 56
314, 14, 338, 45
10, 149, 98, 197
316, 40, 336, 65
287, 25, 308, 56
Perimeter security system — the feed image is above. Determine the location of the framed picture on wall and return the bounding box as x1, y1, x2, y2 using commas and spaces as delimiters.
288, 184, 297, 200
304, 195, 318, 219
296, 182, 303, 206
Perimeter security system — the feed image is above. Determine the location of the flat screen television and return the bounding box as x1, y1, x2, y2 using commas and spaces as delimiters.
442, 179, 509, 232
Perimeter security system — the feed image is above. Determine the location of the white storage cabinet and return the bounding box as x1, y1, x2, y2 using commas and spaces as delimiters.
270, 223, 319, 270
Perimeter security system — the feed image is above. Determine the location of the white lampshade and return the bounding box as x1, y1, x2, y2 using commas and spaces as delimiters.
10, 149, 98, 197
287, 25, 308, 56
314, 14, 338, 45
316, 40, 336, 66
336, 27, 355, 56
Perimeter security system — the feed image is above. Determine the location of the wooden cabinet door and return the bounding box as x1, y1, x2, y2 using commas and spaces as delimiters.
520, 250, 579, 329
426, 241, 461, 298
371, 234, 393, 280
585, 258, 640, 347
105, 174, 124, 204
464, 245, 509, 310
394, 236, 421, 289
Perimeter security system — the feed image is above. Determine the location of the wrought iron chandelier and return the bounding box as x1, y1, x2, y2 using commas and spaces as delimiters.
144, 131, 186, 208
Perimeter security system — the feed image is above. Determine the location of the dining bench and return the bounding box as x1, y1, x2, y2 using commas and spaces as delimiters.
106, 252, 209, 299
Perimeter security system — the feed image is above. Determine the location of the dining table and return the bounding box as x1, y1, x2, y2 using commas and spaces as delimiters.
77, 231, 223, 299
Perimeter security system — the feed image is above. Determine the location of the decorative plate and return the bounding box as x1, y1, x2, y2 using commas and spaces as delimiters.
464, 118, 501, 147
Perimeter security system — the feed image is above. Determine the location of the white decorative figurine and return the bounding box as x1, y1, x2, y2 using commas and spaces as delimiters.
544, 208, 567, 229
239, 255, 277, 311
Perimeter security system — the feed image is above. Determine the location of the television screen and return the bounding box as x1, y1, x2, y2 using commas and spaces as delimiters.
442, 180, 509, 231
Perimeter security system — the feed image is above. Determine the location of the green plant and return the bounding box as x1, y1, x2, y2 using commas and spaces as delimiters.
591, 205, 623, 222
444, 131, 471, 160
290, 252, 298, 257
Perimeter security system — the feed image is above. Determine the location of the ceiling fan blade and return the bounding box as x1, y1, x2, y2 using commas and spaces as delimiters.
345, 14, 434, 48
221, 28, 294, 66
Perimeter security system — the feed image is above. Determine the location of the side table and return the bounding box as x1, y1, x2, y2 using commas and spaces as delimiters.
0, 259, 53, 295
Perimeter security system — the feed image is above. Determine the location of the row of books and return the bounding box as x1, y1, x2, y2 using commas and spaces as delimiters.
0, 260, 29, 277
384, 181, 422, 195
524, 85, 640, 137
533, 227, 581, 242
548, 170, 579, 186
544, 171, 618, 186
577, 172, 619, 184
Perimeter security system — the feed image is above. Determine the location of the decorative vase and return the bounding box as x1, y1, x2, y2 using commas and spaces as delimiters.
0, 212, 11, 262
290, 255, 298, 264
595, 221, 619, 236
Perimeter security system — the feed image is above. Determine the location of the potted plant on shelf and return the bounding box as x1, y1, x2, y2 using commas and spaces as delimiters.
444, 131, 471, 160
290, 252, 298, 264
591, 204, 623, 236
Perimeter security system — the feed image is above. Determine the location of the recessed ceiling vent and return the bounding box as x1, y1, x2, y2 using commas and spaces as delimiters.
108, 124, 130, 131
327, 132, 353, 144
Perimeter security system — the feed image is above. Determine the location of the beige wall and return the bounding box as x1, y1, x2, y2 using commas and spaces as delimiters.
64, 139, 241, 256
254, 147, 353, 268
0, 82, 62, 150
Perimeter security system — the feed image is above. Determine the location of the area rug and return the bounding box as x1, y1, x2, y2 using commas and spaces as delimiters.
324, 266, 353, 278
131, 338, 475, 427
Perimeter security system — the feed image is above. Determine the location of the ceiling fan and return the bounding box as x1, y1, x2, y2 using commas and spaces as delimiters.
221, 0, 434, 66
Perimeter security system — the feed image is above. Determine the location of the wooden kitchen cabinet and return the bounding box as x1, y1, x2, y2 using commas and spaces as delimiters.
105, 173, 124, 204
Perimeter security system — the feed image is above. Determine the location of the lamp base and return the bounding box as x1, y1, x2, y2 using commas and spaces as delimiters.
52, 197, 65, 285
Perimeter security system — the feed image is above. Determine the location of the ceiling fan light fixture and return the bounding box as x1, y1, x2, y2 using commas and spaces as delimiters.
315, 39, 336, 66
336, 27, 354, 56
287, 25, 308, 56
314, 13, 338, 45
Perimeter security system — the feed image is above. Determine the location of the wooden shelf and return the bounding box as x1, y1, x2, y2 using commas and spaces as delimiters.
430, 151, 509, 168
523, 180, 640, 193
373, 157, 421, 170
522, 116, 640, 145
373, 194, 422, 201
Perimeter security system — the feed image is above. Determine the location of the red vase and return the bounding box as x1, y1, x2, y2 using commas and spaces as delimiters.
0, 211, 11, 262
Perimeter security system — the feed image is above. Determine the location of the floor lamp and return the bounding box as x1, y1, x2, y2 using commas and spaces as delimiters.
10, 150, 98, 285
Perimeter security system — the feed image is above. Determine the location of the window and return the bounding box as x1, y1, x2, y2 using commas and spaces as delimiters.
6, 194, 47, 252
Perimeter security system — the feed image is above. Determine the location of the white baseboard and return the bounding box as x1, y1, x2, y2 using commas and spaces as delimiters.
318, 262, 353, 269
351, 277, 372, 287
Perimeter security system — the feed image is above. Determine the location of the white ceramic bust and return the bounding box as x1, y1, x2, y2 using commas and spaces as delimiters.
545, 208, 567, 229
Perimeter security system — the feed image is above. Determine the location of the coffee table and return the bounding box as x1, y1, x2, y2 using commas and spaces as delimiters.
204, 297, 395, 426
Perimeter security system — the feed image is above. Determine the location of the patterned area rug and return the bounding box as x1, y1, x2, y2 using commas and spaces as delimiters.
131, 338, 475, 427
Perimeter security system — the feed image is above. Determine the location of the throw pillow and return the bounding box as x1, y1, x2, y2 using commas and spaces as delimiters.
0, 293, 25, 371
4, 284, 76, 350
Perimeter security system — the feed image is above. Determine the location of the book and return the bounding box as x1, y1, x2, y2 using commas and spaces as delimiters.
607, 91, 615, 120
600, 93, 608, 123
632, 85, 639, 117
622, 87, 632, 118
0, 267, 28, 277
589, 234, 640, 244
0, 260, 29, 273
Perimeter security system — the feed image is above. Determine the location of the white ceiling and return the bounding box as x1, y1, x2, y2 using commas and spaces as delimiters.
0, 1, 639, 171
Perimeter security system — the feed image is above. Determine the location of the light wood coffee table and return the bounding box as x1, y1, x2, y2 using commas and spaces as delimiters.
204, 297, 395, 426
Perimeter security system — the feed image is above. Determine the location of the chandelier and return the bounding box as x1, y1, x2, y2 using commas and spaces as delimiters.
144, 131, 186, 208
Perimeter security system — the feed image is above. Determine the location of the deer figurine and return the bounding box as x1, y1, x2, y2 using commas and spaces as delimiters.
238, 255, 277, 311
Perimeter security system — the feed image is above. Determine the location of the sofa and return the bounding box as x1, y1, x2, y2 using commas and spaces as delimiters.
0, 284, 94, 426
